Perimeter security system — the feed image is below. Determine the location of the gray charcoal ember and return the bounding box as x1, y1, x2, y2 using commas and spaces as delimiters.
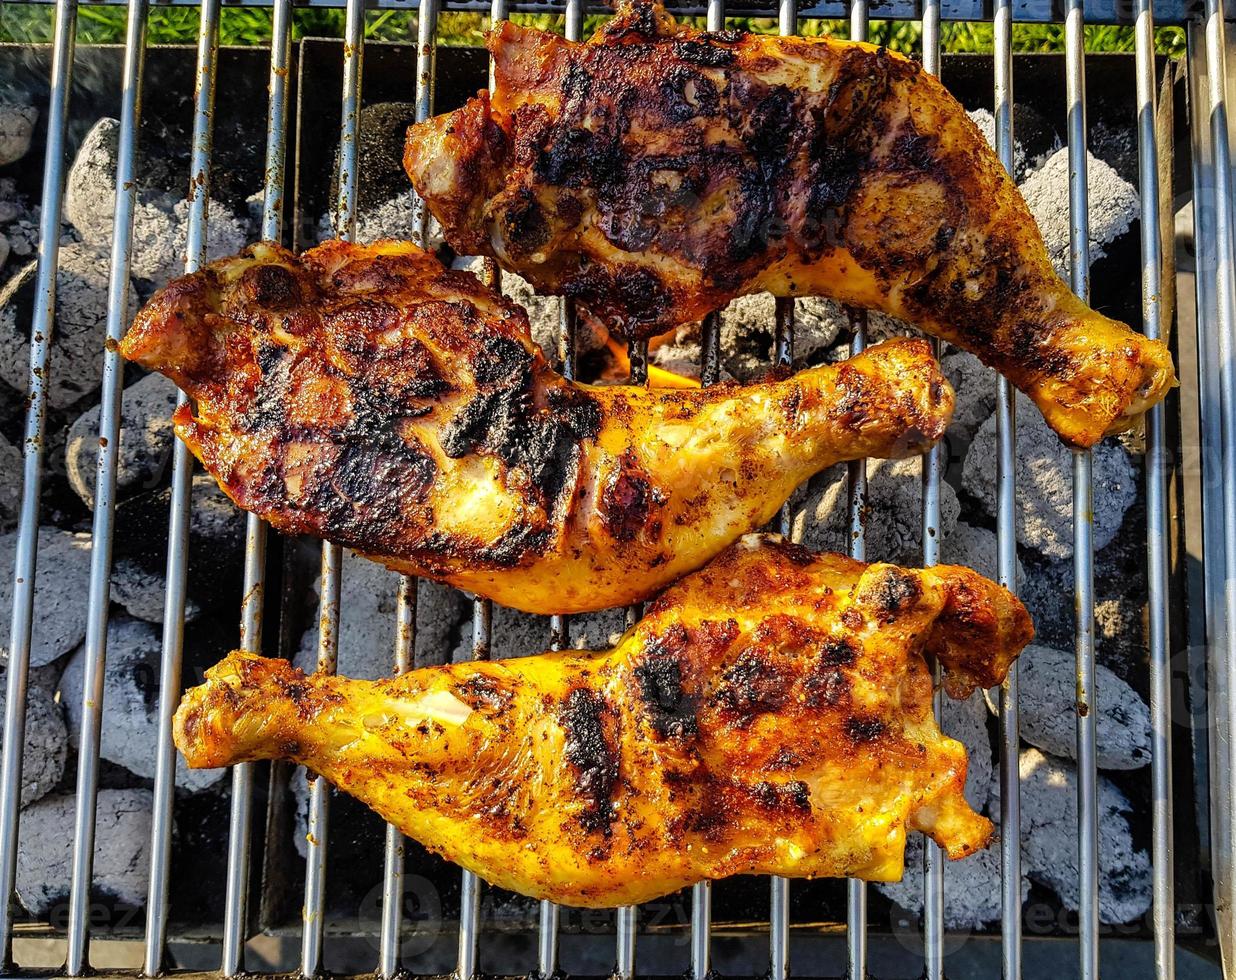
0, 430, 20, 530
940, 349, 996, 450
0, 527, 92, 668
961, 391, 1136, 559
6, 218, 38, 258
940, 521, 1026, 591
16, 788, 155, 914
0, 233, 9, 271
452, 604, 629, 663
1010, 748, 1151, 924
59, 616, 224, 792
0, 242, 140, 410
110, 557, 201, 624
65, 371, 178, 507
790, 457, 960, 565
0, 103, 37, 167
0, 669, 67, 806
1019, 147, 1138, 280
295, 550, 469, 676
129, 199, 249, 290
1007, 644, 1150, 770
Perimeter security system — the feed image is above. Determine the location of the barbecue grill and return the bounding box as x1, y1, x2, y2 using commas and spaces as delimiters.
0, 0, 1230, 975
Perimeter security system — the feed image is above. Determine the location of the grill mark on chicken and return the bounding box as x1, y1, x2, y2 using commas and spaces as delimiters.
120, 239, 956, 614
172, 536, 1034, 907
560, 687, 619, 834
405, 0, 1177, 447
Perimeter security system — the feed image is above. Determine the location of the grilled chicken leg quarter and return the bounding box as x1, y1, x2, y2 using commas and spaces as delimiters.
119, 240, 953, 614
175, 536, 1034, 907
404, 0, 1176, 448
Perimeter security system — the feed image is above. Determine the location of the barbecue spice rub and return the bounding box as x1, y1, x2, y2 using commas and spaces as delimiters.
404, 0, 1176, 448
119, 239, 953, 615
175, 534, 1033, 907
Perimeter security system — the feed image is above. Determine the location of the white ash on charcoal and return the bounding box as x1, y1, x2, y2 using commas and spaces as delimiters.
1002, 748, 1152, 924
0, 667, 67, 807
940, 520, 1026, 591
452, 604, 630, 663
1003, 644, 1150, 770
0, 102, 37, 167
961, 391, 1136, 560
966, 107, 1028, 178
294, 548, 469, 677
0, 177, 22, 223
16, 788, 155, 915
0, 241, 140, 411
1019, 148, 1139, 281
63, 118, 251, 291
0, 526, 91, 668
59, 615, 225, 793
64, 371, 178, 508
788, 457, 960, 565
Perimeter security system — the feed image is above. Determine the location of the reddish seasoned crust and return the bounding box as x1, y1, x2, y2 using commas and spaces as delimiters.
119, 239, 956, 614
174, 535, 1031, 906
403, 0, 1176, 447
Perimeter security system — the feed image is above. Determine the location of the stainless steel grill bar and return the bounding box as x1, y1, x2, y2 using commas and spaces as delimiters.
1185, 17, 1233, 972
1064, 4, 1099, 977
615, 340, 649, 980
456, 597, 491, 980
0, 0, 77, 965
919, 6, 945, 980
842, 3, 868, 977
301, 2, 365, 972
1202, 0, 1236, 965
142, 0, 221, 967
768, 8, 798, 980
1134, 4, 1174, 978
688, 0, 724, 972
378, 576, 416, 978
455, 9, 506, 979
992, 0, 1021, 972
221, 1, 291, 972
377, 3, 436, 974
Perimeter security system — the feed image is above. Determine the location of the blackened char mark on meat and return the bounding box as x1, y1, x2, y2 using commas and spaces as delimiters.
863, 567, 922, 623
311, 440, 437, 552
673, 39, 735, 68
660, 66, 720, 122
634, 629, 698, 740
560, 688, 619, 834
599, 451, 664, 542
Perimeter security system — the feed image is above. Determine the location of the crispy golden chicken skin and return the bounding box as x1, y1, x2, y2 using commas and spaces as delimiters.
119, 239, 954, 615
404, 0, 1175, 448
175, 535, 1032, 906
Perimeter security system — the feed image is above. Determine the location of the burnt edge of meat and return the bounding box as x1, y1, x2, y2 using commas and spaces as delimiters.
560, 687, 619, 834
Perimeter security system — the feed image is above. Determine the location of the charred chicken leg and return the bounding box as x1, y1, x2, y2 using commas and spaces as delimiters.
119, 239, 954, 615
404, 0, 1175, 448
175, 535, 1033, 907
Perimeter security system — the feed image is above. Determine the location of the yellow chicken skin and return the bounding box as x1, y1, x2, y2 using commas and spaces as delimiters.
119, 239, 954, 615
175, 535, 1033, 907
404, 0, 1175, 448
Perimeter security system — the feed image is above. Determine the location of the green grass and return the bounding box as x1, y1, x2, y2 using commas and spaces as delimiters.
0, 3, 1186, 56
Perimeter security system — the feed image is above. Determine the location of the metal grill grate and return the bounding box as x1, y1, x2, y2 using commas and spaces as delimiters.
0, 0, 1230, 976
